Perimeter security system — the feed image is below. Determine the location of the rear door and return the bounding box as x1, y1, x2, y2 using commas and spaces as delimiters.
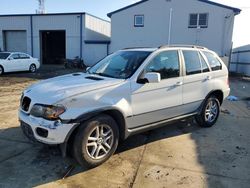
19, 53, 32, 70
129, 50, 183, 128
182, 50, 212, 112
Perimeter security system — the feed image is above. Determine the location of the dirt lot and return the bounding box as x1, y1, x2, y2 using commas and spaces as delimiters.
0, 67, 250, 188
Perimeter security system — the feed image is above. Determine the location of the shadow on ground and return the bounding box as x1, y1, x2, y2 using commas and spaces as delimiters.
0, 118, 200, 187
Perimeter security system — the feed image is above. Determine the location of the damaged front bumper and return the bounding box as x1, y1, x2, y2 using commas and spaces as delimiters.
19, 109, 77, 145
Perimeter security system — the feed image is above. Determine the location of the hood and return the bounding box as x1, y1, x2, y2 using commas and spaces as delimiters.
24, 73, 124, 104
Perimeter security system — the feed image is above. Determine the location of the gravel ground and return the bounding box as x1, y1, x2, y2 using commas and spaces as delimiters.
0, 68, 249, 188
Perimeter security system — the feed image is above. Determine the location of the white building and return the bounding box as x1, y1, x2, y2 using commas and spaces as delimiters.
108, 0, 241, 57
230, 45, 250, 76
0, 13, 110, 66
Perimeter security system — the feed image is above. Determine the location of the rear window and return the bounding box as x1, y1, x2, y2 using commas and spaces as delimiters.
19, 53, 30, 59
0, 52, 10, 59
183, 50, 202, 75
203, 51, 222, 71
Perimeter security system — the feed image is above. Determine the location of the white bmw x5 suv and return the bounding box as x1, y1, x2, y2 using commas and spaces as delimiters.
19, 45, 230, 167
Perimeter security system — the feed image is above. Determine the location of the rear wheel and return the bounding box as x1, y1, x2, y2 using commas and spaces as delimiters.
0, 66, 4, 75
29, 64, 37, 73
73, 114, 119, 168
195, 96, 220, 127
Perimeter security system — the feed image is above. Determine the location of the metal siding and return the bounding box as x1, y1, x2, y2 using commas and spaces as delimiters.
85, 14, 111, 41
230, 45, 250, 76
110, 0, 236, 56
4, 31, 27, 52
83, 43, 108, 66
0, 14, 111, 64
32, 14, 81, 60
0, 16, 31, 54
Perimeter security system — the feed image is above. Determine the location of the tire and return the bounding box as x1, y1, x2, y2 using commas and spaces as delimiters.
29, 64, 37, 73
73, 114, 119, 168
0, 66, 3, 75
195, 95, 220, 127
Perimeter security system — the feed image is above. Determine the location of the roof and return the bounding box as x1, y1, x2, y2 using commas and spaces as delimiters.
198, 0, 241, 14
233, 44, 250, 52
0, 12, 86, 17
107, 0, 241, 18
0, 12, 110, 22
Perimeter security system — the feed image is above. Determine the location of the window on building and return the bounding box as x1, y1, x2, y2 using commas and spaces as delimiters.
203, 51, 222, 71
146, 50, 180, 79
134, 15, 144, 27
189, 13, 208, 28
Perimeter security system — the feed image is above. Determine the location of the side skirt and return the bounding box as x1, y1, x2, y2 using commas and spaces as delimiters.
126, 112, 197, 137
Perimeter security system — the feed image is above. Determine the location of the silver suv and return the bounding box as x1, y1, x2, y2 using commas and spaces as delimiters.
19, 45, 230, 167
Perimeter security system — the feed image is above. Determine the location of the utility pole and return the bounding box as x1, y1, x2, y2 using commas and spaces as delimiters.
168, 8, 173, 45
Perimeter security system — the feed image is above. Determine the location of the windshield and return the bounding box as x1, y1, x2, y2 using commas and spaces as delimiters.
0, 52, 10, 60
88, 51, 152, 79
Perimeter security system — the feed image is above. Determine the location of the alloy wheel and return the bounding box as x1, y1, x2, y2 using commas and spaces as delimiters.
30, 65, 36, 73
86, 124, 114, 160
205, 100, 218, 123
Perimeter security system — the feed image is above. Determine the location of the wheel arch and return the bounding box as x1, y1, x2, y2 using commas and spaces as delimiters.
62, 108, 128, 157
197, 90, 224, 115
208, 90, 224, 105
0, 64, 4, 73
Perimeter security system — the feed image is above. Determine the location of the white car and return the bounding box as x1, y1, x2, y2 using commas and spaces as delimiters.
0, 52, 40, 75
19, 45, 230, 168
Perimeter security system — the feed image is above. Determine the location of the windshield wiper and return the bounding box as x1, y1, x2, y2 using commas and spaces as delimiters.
92, 72, 116, 78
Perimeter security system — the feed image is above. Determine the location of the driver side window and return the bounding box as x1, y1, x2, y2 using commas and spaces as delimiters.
10, 54, 20, 60
146, 50, 180, 79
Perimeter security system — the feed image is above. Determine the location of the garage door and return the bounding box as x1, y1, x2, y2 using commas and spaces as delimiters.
4, 31, 27, 53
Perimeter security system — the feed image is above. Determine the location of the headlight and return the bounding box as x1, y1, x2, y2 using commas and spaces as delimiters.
30, 104, 66, 120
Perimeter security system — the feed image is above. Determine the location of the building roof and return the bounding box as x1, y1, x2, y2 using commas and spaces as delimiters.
107, 0, 241, 18
0, 12, 86, 17
0, 12, 110, 23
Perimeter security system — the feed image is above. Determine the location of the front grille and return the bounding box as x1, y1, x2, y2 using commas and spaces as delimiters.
21, 97, 31, 112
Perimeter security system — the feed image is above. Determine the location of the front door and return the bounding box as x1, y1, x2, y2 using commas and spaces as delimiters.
128, 50, 183, 128
8, 53, 22, 71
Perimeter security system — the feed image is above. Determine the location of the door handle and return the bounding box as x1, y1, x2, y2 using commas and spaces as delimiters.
206, 76, 212, 81
175, 81, 183, 86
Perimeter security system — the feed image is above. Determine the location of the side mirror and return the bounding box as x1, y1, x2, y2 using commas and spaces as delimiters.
8, 57, 13, 60
138, 72, 161, 84
86, 67, 90, 71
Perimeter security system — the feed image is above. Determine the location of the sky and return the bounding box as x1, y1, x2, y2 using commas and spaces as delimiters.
0, 0, 249, 48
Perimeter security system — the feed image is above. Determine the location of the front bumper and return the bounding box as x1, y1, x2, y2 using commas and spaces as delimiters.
19, 109, 77, 145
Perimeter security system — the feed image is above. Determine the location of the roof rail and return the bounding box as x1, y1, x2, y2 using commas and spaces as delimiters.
158, 45, 208, 50
123, 47, 153, 50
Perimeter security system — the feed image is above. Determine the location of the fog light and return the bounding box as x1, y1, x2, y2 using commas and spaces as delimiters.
36, 128, 48, 138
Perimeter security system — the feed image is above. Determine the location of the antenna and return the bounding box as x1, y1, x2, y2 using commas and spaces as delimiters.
36, 0, 46, 14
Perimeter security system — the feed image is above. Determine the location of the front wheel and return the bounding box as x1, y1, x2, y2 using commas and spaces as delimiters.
195, 96, 220, 127
29, 64, 37, 73
73, 114, 119, 168
0, 66, 3, 75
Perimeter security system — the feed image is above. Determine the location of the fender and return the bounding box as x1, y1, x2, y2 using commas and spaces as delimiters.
60, 107, 128, 157
197, 89, 224, 115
